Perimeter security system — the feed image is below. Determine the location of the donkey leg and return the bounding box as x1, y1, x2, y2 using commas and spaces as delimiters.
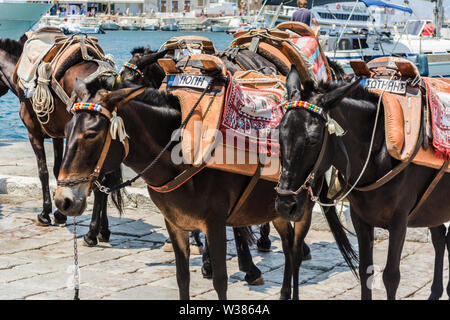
98, 197, 111, 243
83, 188, 106, 247
52, 138, 67, 224
292, 210, 312, 300
165, 218, 190, 300
272, 218, 294, 300
233, 227, 263, 285
383, 215, 408, 300
28, 134, 53, 226
205, 223, 228, 300
428, 225, 446, 300
201, 238, 212, 279
351, 210, 374, 300
257, 223, 272, 252
190, 231, 203, 255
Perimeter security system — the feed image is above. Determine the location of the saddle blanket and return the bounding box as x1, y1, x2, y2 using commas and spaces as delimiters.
16, 29, 64, 96
289, 34, 328, 82
220, 77, 285, 155
425, 80, 450, 159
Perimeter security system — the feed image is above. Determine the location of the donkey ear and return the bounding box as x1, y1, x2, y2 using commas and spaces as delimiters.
74, 78, 89, 101
286, 65, 302, 101
103, 86, 144, 109
320, 77, 362, 109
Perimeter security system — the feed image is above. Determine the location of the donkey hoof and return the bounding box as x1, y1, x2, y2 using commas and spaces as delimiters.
190, 244, 203, 256
83, 234, 98, 247
279, 292, 291, 300
303, 252, 312, 261
162, 242, 173, 252
201, 265, 212, 279
98, 231, 111, 243
256, 239, 272, 252
36, 213, 51, 226
53, 210, 67, 224
428, 293, 441, 300
248, 276, 264, 286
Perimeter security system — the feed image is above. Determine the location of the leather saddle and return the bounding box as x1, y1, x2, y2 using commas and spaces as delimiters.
230, 23, 332, 84
159, 54, 283, 181
14, 27, 107, 91
350, 56, 450, 172
161, 35, 216, 59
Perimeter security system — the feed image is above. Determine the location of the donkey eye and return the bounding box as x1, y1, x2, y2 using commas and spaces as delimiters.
83, 131, 98, 139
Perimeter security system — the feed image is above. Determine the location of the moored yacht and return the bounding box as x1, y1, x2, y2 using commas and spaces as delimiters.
0, 0, 52, 39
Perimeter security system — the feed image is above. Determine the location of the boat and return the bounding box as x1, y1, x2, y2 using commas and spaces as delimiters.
0, 0, 52, 40
161, 24, 179, 31
211, 24, 231, 32
161, 19, 179, 31
100, 20, 120, 31
118, 17, 141, 31
141, 19, 160, 31
264, 0, 413, 33
318, 1, 450, 77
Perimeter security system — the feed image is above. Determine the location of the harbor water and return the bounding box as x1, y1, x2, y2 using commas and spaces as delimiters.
0, 31, 234, 140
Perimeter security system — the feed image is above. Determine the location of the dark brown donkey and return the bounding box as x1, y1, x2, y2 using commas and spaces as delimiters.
276, 67, 450, 300
53, 57, 356, 299
0, 37, 120, 245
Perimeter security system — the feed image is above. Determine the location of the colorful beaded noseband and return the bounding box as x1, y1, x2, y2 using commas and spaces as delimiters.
284, 100, 322, 113
71, 102, 103, 113
120, 62, 143, 77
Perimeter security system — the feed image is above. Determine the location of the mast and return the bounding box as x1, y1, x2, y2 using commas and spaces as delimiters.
432, 0, 444, 37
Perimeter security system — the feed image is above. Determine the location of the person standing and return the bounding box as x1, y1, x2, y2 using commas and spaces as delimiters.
292, 0, 320, 36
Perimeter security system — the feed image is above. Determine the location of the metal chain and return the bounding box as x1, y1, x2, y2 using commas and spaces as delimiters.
73, 217, 80, 300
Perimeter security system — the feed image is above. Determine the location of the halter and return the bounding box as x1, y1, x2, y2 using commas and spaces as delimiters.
120, 62, 144, 78
275, 100, 349, 201
57, 88, 146, 194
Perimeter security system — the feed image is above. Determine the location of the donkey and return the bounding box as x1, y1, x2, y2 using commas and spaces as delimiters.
0, 37, 122, 246
53, 64, 356, 299
276, 66, 450, 300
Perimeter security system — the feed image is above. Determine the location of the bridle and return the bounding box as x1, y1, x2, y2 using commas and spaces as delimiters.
274, 100, 350, 202
56, 87, 146, 194
120, 62, 144, 78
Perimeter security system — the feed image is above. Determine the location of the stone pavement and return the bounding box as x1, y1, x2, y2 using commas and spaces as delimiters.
0, 140, 448, 300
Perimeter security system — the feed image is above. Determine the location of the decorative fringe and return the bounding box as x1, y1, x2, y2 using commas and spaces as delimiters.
110, 111, 128, 144
32, 62, 54, 125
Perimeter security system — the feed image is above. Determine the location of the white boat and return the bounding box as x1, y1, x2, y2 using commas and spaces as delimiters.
0, 0, 52, 40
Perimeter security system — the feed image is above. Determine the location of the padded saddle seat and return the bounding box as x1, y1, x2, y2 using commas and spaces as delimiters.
351, 57, 450, 172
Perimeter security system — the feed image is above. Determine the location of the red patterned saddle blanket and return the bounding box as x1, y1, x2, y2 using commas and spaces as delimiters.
423, 78, 450, 159
220, 75, 285, 155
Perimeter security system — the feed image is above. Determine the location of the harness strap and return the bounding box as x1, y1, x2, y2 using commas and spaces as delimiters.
408, 158, 450, 221
227, 162, 262, 220
147, 164, 206, 193
353, 124, 423, 192
88, 132, 112, 193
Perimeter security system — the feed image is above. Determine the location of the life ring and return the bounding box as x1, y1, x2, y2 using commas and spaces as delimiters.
336, 3, 341, 9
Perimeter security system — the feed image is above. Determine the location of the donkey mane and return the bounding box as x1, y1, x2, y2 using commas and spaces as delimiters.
0, 38, 24, 58
317, 80, 380, 109
137, 87, 181, 113
131, 46, 154, 55
326, 58, 345, 77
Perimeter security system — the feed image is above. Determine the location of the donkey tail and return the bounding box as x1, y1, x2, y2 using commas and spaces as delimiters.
319, 184, 359, 278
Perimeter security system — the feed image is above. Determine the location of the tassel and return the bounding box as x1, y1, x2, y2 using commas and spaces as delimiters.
110, 111, 128, 144
327, 116, 345, 136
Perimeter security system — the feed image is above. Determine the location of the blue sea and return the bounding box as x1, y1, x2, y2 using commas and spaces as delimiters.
0, 31, 234, 140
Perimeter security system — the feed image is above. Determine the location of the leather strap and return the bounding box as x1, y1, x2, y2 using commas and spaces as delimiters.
353, 127, 423, 192
147, 164, 206, 193
408, 158, 450, 221
227, 163, 262, 220
88, 131, 111, 194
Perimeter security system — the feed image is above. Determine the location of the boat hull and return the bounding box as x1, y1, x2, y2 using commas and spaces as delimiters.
100, 23, 120, 31
0, 3, 52, 39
